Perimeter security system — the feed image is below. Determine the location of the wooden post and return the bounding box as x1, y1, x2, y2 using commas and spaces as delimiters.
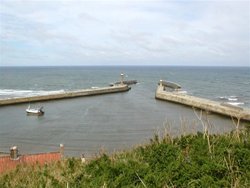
60, 144, 64, 158
10, 146, 19, 160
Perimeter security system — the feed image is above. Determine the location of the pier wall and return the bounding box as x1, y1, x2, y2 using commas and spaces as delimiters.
155, 86, 250, 121
0, 85, 130, 106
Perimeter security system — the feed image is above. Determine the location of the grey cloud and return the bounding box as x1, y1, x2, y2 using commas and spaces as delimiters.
1, 0, 249, 66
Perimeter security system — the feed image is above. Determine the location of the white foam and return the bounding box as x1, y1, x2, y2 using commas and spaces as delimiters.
230, 96, 238, 98
0, 89, 65, 98
177, 90, 187, 94
228, 98, 238, 101
219, 96, 238, 101
227, 102, 244, 106
0, 89, 33, 95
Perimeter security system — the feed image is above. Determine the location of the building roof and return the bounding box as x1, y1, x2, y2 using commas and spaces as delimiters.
158, 80, 182, 89
0, 152, 61, 174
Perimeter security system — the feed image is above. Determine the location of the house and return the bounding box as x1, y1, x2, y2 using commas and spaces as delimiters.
0, 145, 63, 174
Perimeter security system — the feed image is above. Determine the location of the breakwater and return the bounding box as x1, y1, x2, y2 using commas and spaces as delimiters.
155, 85, 250, 121
110, 80, 138, 86
0, 85, 130, 106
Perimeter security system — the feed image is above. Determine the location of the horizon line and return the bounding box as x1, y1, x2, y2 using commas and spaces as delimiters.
1, 65, 250, 68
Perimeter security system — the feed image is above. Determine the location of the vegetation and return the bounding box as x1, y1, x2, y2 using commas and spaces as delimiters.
0, 129, 249, 187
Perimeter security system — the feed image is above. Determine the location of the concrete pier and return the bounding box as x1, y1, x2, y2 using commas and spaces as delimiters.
155, 85, 250, 121
0, 84, 130, 106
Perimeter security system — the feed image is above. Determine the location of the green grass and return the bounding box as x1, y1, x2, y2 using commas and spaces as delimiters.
1, 130, 250, 187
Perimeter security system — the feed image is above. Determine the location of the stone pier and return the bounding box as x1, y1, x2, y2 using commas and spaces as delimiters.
0, 84, 130, 106
155, 84, 250, 121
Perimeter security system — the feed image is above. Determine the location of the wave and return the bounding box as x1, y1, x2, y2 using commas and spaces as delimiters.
217, 96, 247, 106
226, 102, 244, 106
228, 98, 238, 101
0, 89, 31, 95
0, 89, 65, 98
176, 90, 187, 94
218, 96, 238, 101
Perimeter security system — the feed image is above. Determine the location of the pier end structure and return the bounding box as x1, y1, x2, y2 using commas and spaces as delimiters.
155, 84, 250, 121
0, 84, 131, 106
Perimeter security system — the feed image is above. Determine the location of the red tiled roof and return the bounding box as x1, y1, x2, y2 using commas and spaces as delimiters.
0, 152, 61, 174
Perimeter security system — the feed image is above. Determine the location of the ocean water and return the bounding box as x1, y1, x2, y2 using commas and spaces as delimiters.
0, 66, 249, 157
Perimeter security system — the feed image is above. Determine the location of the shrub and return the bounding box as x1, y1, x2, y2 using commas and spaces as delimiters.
0, 130, 249, 187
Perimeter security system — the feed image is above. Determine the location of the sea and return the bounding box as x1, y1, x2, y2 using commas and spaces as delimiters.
0, 66, 249, 157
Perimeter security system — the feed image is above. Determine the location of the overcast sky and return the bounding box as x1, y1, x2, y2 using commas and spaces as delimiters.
0, 0, 249, 66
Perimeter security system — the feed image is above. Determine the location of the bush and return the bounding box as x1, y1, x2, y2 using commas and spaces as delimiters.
0, 130, 249, 187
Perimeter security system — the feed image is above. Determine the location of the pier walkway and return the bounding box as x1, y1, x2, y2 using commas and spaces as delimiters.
155, 84, 250, 121
0, 84, 130, 106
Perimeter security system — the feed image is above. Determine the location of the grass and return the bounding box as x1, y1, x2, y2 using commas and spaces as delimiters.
0, 129, 250, 187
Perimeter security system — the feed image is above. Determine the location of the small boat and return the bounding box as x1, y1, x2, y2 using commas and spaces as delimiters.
26, 105, 44, 116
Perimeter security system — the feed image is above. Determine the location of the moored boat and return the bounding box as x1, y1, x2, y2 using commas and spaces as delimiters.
26, 105, 44, 116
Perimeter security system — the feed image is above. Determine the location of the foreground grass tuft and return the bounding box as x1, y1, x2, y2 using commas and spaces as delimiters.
1, 130, 249, 187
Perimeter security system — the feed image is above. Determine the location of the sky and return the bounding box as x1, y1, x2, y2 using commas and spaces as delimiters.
0, 0, 249, 66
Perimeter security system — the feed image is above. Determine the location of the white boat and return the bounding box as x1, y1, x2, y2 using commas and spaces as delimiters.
26, 105, 44, 116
